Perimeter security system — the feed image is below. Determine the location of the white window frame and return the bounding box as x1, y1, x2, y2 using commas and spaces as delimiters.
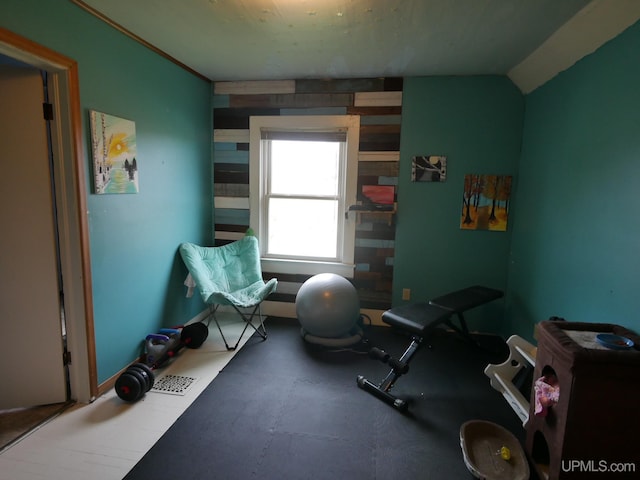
249, 115, 360, 278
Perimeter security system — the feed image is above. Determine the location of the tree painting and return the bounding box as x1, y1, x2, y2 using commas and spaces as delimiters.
460, 174, 512, 231
90, 110, 138, 194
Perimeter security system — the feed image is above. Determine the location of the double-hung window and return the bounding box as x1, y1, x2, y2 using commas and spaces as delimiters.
249, 115, 360, 277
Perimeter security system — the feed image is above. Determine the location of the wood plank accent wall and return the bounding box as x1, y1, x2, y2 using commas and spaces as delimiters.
213, 78, 402, 310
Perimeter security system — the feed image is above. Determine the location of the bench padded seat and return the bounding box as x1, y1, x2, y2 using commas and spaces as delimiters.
382, 302, 451, 336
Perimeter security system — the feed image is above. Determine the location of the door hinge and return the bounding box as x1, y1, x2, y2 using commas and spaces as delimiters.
63, 350, 72, 365
43, 102, 54, 121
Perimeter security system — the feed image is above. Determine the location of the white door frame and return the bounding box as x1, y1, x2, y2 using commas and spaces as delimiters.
0, 27, 97, 403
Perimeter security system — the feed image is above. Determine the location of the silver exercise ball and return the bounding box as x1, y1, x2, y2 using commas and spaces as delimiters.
296, 273, 360, 338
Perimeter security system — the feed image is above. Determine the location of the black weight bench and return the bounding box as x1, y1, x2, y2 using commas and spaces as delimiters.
357, 285, 504, 412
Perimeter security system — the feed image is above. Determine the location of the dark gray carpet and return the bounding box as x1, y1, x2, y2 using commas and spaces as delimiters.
124, 317, 528, 479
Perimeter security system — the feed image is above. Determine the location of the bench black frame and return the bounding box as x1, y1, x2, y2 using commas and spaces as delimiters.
357, 285, 504, 412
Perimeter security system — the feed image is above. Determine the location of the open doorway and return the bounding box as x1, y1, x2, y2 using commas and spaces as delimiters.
0, 58, 72, 451
0, 27, 97, 448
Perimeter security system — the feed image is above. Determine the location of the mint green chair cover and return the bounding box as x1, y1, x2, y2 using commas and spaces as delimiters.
179, 236, 277, 350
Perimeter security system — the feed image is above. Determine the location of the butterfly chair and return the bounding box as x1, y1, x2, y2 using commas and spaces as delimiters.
179, 236, 277, 351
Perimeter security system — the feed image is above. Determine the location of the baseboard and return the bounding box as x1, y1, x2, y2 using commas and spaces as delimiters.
254, 300, 387, 327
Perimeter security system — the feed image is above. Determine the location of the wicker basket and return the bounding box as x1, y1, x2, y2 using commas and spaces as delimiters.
460, 420, 529, 480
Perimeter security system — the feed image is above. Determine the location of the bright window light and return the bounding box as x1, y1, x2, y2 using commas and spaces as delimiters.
270, 140, 339, 196
249, 115, 360, 277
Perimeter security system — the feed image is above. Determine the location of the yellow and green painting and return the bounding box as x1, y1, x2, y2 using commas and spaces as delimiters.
461, 174, 512, 231
90, 110, 138, 194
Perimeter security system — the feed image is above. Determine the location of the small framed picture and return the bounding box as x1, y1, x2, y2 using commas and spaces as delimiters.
411, 155, 447, 182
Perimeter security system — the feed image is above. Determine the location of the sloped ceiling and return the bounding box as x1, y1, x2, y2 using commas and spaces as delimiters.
73, 0, 640, 92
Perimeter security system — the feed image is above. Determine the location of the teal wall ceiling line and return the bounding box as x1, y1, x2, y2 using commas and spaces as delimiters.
395, 76, 524, 334
0, 0, 213, 383
507, 20, 640, 341
2, 0, 639, 388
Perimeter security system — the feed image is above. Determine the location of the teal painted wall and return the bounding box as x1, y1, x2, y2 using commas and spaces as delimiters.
395, 77, 524, 333
507, 21, 640, 341
5, 0, 638, 385
1, 0, 212, 382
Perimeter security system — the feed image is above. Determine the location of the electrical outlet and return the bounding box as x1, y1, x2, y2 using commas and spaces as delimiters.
402, 288, 411, 301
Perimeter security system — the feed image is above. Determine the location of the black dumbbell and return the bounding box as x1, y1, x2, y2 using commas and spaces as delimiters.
129, 363, 154, 392
114, 363, 155, 402
114, 322, 208, 402
181, 322, 208, 348
115, 370, 144, 402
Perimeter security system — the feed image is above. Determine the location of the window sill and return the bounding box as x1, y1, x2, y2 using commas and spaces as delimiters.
261, 258, 355, 278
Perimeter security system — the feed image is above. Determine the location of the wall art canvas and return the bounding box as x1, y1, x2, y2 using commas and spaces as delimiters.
411, 155, 447, 182
461, 174, 512, 231
90, 110, 138, 194
361, 185, 395, 205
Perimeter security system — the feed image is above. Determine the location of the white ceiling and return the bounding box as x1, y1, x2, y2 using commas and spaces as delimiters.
74, 0, 640, 92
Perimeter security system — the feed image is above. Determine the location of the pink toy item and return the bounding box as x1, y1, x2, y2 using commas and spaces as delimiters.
534, 374, 560, 416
